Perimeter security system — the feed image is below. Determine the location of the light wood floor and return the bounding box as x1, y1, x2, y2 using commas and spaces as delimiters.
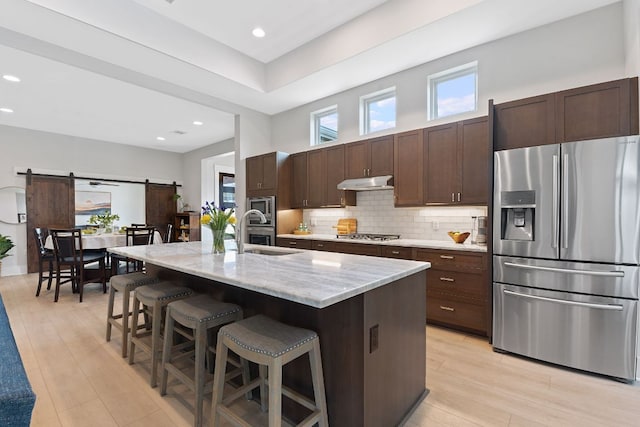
1, 273, 640, 426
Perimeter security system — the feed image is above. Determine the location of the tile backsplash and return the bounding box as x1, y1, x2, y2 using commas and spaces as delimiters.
302, 190, 487, 241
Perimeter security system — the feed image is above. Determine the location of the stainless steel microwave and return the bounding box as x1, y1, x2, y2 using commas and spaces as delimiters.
246, 196, 275, 226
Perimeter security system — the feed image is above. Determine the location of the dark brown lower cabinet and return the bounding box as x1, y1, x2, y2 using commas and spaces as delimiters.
414, 248, 488, 336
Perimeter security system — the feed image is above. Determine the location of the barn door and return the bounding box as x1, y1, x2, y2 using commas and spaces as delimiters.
145, 181, 177, 241
26, 171, 75, 273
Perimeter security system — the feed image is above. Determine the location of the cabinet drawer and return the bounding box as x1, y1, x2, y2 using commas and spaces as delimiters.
426, 296, 486, 333
415, 249, 485, 270
276, 238, 311, 249
426, 269, 486, 298
333, 241, 381, 257
381, 246, 413, 259
311, 240, 336, 251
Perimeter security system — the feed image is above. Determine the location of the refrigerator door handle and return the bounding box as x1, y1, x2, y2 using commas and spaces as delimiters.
561, 153, 569, 249
503, 289, 624, 311
503, 261, 625, 277
552, 154, 559, 249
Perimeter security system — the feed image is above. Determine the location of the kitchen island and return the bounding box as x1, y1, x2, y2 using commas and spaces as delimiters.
110, 241, 430, 426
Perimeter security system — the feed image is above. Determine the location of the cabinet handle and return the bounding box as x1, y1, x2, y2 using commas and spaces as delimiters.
439, 277, 455, 282
363, 168, 366, 177
451, 193, 455, 202
289, 241, 297, 246
368, 168, 371, 176
391, 250, 400, 255
317, 243, 324, 247
439, 306, 455, 312
457, 192, 461, 202
440, 255, 455, 260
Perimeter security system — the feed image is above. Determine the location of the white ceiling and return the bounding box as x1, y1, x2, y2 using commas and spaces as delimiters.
0, 0, 620, 153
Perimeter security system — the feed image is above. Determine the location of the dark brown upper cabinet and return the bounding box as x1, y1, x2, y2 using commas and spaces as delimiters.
324, 145, 356, 207
245, 151, 290, 208
424, 123, 458, 204
345, 135, 394, 179
290, 152, 309, 208
291, 146, 355, 209
458, 117, 490, 204
556, 78, 639, 142
493, 94, 556, 151
424, 117, 489, 205
394, 129, 424, 207
494, 77, 639, 151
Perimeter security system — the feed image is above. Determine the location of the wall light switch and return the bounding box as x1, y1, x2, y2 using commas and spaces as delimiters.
432, 220, 439, 231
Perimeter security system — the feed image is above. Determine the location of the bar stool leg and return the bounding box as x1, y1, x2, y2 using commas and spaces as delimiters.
150, 301, 162, 387
194, 324, 207, 427
106, 285, 116, 342
268, 359, 282, 427
259, 364, 268, 412
128, 297, 141, 364
159, 306, 175, 395
210, 337, 229, 427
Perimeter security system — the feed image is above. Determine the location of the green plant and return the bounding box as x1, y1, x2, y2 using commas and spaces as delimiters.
88, 210, 120, 229
0, 234, 15, 260
173, 193, 182, 202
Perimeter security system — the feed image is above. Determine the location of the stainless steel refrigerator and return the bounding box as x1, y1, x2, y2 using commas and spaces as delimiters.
493, 135, 640, 381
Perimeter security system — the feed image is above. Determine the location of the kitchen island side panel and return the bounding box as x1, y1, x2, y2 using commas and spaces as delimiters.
146, 265, 427, 426
364, 270, 427, 426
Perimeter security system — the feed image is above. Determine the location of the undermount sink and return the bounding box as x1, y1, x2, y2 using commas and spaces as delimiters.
242, 248, 297, 256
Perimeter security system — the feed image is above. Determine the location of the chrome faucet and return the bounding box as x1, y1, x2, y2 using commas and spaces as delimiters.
236, 209, 267, 254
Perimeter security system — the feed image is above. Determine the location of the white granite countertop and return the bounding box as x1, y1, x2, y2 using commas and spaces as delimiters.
109, 242, 430, 309
277, 233, 488, 253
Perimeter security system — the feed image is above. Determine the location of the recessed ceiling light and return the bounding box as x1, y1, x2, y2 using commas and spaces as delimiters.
0, 107, 14, 113
2, 75, 20, 83
193, 121, 203, 126
156, 136, 166, 141
252, 27, 266, 38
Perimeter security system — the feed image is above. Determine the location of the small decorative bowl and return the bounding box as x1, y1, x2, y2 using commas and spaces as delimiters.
448, 231, 470, 244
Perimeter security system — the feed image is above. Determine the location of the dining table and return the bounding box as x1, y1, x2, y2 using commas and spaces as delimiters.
44, 230, 163, 250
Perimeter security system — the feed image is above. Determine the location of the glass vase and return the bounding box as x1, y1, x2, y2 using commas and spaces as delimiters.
212, 229, 226, 254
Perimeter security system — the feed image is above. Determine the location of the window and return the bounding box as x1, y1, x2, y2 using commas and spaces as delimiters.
360, 87, 396, 135
310, 106, 338, 146
218, 172, 235, 210
428, 61, 478, 120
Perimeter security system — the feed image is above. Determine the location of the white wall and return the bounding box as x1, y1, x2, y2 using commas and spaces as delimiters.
0, 125, 183, 276
624, 0, 640, 75
182, 138, 235, 214
74, 180, 146, 227
271, 4, 627, 154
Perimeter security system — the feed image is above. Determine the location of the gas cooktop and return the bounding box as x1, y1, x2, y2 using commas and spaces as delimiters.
336, 233, 401, 241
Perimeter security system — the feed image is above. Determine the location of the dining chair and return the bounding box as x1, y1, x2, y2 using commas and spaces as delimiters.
110, 226, 155, 276
165, 223, 173, 243
33, 227, 56, 297
50, 228, 107, 303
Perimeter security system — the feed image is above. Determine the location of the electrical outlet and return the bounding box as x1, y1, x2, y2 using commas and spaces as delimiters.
369, 324, 379, 353
432, 220, 439, 231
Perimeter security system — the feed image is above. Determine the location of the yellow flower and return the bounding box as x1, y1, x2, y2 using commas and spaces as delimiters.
228, 216, 237, 225
200, 214, 211, 225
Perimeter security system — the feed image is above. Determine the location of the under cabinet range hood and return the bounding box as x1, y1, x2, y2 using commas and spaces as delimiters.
337, 175, 393, 191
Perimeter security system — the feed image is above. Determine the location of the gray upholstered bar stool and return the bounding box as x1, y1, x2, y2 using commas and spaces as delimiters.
160, 294, 245, 427
106, 272, 160, 357
128, 281, 193, 387
210, 315, 328, 427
